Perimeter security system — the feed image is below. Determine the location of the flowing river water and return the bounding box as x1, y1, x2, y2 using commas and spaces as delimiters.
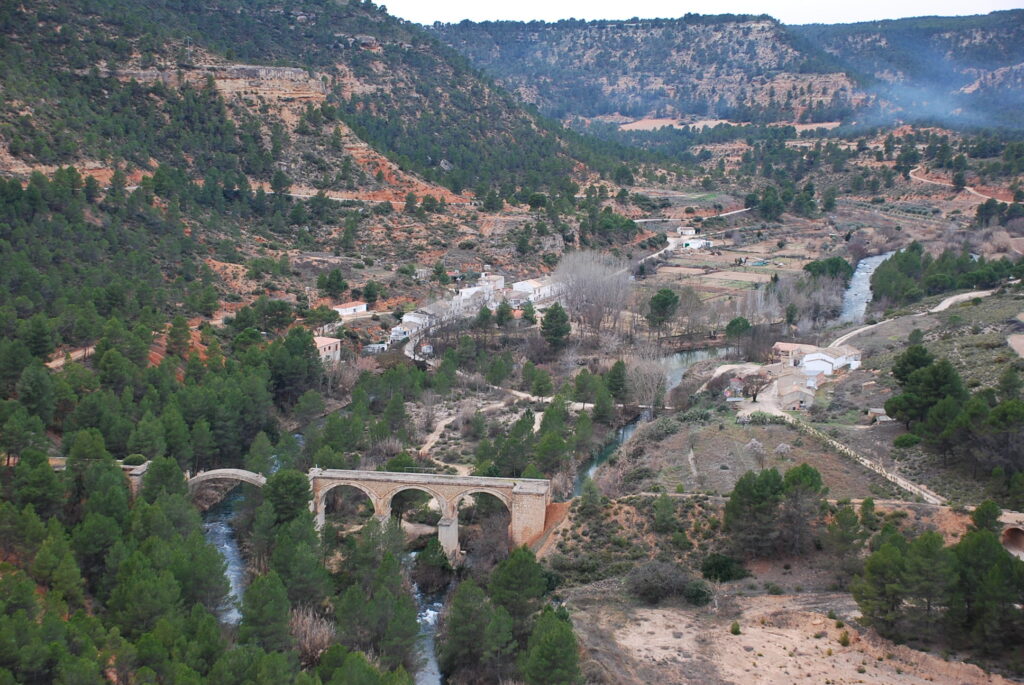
838, 251, 896, 324
201, 490, 246, 625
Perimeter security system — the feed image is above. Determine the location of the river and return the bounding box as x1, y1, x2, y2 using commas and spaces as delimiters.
838, 251, 896, 324
201, 489, 247, 625
571, 345, 738, 497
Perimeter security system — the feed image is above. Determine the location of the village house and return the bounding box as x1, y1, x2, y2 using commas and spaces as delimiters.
314, 336, 342, 364
776, 369, 817, 410
334, 300, 368, 317
512, 277, 560, 303
683, 238, 714, 250
390, 310, 433, 342
771, 342, 861, 376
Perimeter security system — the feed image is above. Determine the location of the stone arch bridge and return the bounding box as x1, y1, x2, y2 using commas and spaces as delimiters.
187, 467, 551, 559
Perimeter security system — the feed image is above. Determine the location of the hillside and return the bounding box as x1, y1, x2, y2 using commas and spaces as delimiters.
432, 15, 864, 125
433, 11, 1024, 129
0, 0, 627, 195
792, 10, 1024, 128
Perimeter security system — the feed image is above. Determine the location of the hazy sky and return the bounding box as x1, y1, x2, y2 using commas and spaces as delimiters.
383, 0, 1023, 25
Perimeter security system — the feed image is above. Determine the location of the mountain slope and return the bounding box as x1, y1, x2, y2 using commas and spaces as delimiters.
432, 15, 864, 125
0, 0, 624, 194
791, 10, 1024, 128
433, 11, 1024, 129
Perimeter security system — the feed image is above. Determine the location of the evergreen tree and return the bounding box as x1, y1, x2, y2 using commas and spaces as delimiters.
540, 303, 570, 351
438, 580, 491, 676
592, 384, 615, 425
521, 608, 580, 685
851, 542, 906, 637
724, 469, 784, 558
521, 301, 536, 325
970, 499, 1003, 534
16, 364, 55, 426
489, 546, 546, 630
646, 288, 680, 333
167, 315, 191, 358
495, 299, 513, 327
605, 360, 627, 402
141, 456, 187, 502
239, 571, 293, 652
263, 470, 312, 525
902, 531, 955, 638
997, 366, 1022, 402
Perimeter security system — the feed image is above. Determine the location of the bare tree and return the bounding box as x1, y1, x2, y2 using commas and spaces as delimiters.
421, 390, 438, 432
746, 438, 766, 469
627, 358, 667, 411
553, 251, 632, 339
290, 607, 335, 667
743, 373, 772, 402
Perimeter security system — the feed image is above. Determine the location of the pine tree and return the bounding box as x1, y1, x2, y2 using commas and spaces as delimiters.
16, 364, 55, 426
851, 543, 906, 638
439, 580, 491, 676
489, 546, 546, 629
902, 531, 955, 639
263, 470, 312, 525
521, 608, 580, 685
495, 299, 513, 327
540, 303, 570, 351
605, 361, 627, 402
592, 384, 614, 425
141, 456, 186, 502
239, 571, 293, 652
167, 315, 191, 358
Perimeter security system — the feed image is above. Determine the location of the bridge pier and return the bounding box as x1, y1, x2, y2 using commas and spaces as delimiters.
437, 516, 459, 560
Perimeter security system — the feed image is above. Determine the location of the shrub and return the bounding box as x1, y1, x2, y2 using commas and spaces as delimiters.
701, 553, 750, 582
123, 454, 146, 466
893, 434, 921, 448
838, 631, 850, 647
683, 580, 713, 606
626, 562, 690, 604
730, 621, 741, 635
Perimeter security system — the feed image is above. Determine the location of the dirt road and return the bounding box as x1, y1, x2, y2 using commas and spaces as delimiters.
908, 166, 996, 201
829, 288, 997, 348
46, 346, 94, 370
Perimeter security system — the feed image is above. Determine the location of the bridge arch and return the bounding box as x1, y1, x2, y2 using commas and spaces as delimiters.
187, 469, 267, 509
454, 488, 511, 511
383, 485, 451, 519
187, 468, 267, 493
316, 481, 384, 532
1003, 526, 1024, 559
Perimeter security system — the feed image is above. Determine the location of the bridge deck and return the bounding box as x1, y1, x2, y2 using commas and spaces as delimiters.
313, 468, 550, 495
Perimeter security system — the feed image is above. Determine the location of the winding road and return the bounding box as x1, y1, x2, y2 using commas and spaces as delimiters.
908, 166, 997, 201
829, 288, 998, 348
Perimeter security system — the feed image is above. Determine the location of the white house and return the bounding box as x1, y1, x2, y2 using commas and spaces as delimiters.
390, 310, 431, 342
771, 342, 861, 376
512, 277, 560, 303
683, 238, 714, 250
334, 301, 367, 317
477, 272, 505, 292
314, 336, 342, 364
677, 227, 698, 236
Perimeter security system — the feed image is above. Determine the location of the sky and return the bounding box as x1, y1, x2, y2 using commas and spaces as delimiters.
382, 0, 1024, 26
